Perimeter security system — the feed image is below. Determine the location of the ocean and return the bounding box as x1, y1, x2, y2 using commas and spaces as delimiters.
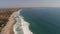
20, 7, 60, 34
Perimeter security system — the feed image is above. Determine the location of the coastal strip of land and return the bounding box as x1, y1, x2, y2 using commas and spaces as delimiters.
0, 8, 20, 34
1, 9, 33, 34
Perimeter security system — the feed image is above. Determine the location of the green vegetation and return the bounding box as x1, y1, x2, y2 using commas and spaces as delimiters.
0, 19, 8, 32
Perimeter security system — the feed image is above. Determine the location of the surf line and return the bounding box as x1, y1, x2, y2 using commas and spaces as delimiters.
13, 9, 33, 34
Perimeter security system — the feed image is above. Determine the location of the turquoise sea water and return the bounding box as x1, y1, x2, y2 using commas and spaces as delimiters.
20, 8, 60, 34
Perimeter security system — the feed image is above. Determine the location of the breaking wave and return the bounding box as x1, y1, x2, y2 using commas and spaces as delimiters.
13, 9, 33, 34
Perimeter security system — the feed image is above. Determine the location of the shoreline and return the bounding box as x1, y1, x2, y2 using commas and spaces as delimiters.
13, 9, 33, 34
13, 9, 23, 34
1, 9, 33, 34
0, 8, 20, 34
20, 15, 33, 34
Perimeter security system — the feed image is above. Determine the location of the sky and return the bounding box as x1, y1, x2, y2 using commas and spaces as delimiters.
0, 0, 60, 8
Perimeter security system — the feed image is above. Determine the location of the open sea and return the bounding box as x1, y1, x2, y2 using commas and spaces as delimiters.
20, 7, 60, 34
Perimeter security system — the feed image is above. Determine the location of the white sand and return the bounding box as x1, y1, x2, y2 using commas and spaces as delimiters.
13, 9, 33, 34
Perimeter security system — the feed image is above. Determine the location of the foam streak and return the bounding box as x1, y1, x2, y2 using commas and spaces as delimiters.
13, 9, 33, 34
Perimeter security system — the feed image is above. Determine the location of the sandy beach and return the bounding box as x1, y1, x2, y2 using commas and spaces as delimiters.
0, 9, 19, 34
1, 9, 33, 34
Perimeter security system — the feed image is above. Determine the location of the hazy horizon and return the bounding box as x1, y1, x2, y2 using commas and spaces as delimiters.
0, 0, 60, 8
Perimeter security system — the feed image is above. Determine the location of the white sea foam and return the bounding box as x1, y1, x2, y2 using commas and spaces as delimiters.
13, 9, 33, 34
20, 16, 33, 34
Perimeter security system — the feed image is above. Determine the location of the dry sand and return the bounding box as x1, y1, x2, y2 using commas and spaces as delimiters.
1, 11, 17, 34
1, 9, 33, 34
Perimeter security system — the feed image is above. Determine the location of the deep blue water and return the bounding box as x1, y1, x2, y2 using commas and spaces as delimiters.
20, 8, 60, 34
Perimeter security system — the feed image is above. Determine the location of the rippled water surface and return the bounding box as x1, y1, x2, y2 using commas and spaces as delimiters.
20, 8, 60, 34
